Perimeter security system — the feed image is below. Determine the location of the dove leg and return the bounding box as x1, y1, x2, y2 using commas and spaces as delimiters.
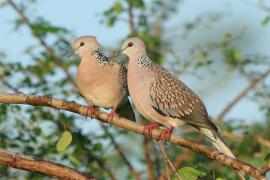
107, 107, 117, 123
86, 105, 95, 119
143, 122, 160, 139
158, 126, 175, 141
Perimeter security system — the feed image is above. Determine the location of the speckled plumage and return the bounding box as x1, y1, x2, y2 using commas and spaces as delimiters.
118, 64, 128, 89
150, 64, 218, 133
91, 48, 114, 67
120, 37, 237, 159
73, 35, 135, 121
137, 55, 152, 68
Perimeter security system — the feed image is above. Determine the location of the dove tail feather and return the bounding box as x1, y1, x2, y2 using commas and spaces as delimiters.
200, 128, 245, 179
199, 128, 235, 158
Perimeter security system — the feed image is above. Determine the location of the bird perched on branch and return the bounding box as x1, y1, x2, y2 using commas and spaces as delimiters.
119, 37, 236, 159
72, 35, 135, 122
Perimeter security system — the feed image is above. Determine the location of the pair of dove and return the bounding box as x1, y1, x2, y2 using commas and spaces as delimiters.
72, 35, 236, 159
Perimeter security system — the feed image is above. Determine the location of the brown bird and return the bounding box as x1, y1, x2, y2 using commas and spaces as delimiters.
120, 37, 236, 158
72, 35, 135, 122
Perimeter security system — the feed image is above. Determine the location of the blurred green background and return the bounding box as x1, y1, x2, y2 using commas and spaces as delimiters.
0, 0, 270, 179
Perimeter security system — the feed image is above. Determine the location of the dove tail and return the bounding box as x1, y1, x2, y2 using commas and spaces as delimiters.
199, 128, 246, 179
199, 127, 235, 158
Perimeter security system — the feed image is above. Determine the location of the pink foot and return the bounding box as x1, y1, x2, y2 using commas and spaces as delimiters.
159, 126, 174, 141
86, 105, 95, 119
107, 108, 117, 123
143, 122, 160, 139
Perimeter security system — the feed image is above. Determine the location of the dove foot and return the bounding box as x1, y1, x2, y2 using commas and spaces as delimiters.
107, 108, 117, 123
143, 122, 160, 139
86, 105, 95, 119
158, 126, 174, 141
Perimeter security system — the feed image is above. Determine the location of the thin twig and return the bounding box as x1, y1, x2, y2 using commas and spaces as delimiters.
142, 117, 156, 180
0, 77, 19, 93
101, 124, 141, 180
143, 138, 155, 180
160, 134, 204, 178
223, 131, 270, 148
127, 0, 135, 34
96, 159, 117, 180
216, 67, 270, 123
240, 0, 270, 12
156, 141, 182, 180
6, 0, 75, 85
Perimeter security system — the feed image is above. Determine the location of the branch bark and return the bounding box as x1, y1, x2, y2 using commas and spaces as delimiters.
0, 149, 96, 180
0, 93, 269, 179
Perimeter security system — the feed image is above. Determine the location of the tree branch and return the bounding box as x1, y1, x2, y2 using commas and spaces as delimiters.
160, 134, 205, 178
0, 93, 269, 179
0, 77, 19, 93
156, 141, 182, 180
95, 159, 117, 180
143, 138, 155, 180
258, 162, 270, 176
216, 67, 270, 122
127, 0, 135, 35
0, 149, 96, 180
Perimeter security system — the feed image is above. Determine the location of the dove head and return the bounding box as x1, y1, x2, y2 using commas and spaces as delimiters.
120, 37, 147, 58
72, 35, 101, 57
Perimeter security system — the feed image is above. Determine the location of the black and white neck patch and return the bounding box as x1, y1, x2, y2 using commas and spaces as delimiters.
91, 48, 113, 66
137, 55, 152, 68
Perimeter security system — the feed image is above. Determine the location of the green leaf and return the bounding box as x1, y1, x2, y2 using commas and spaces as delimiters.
113, 2, 124, 13
174, 167, 206, 180
68, 155, 81, 167
107, 16, 117, 27
134, 0, 144, 8
224, 48, 242, 66
56, 130, 72, 152
233, 49, 242, 61
261, 16, 270, 26
264, 152, 270, 161
93, 143, 102, 151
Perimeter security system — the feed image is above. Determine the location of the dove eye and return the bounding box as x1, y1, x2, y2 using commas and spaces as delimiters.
80, 42, 85, 47
128, 42, 133, 47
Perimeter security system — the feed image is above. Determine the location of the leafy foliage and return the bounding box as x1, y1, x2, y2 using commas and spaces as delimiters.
175, 167, 206, 180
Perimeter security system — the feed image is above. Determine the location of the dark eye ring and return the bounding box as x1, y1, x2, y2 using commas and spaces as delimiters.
80, 42, 85, 46
128, 42, 133, 47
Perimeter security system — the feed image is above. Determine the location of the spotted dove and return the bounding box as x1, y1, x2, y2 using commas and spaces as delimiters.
72, 35, 135, 122
120, 37, 236, 158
